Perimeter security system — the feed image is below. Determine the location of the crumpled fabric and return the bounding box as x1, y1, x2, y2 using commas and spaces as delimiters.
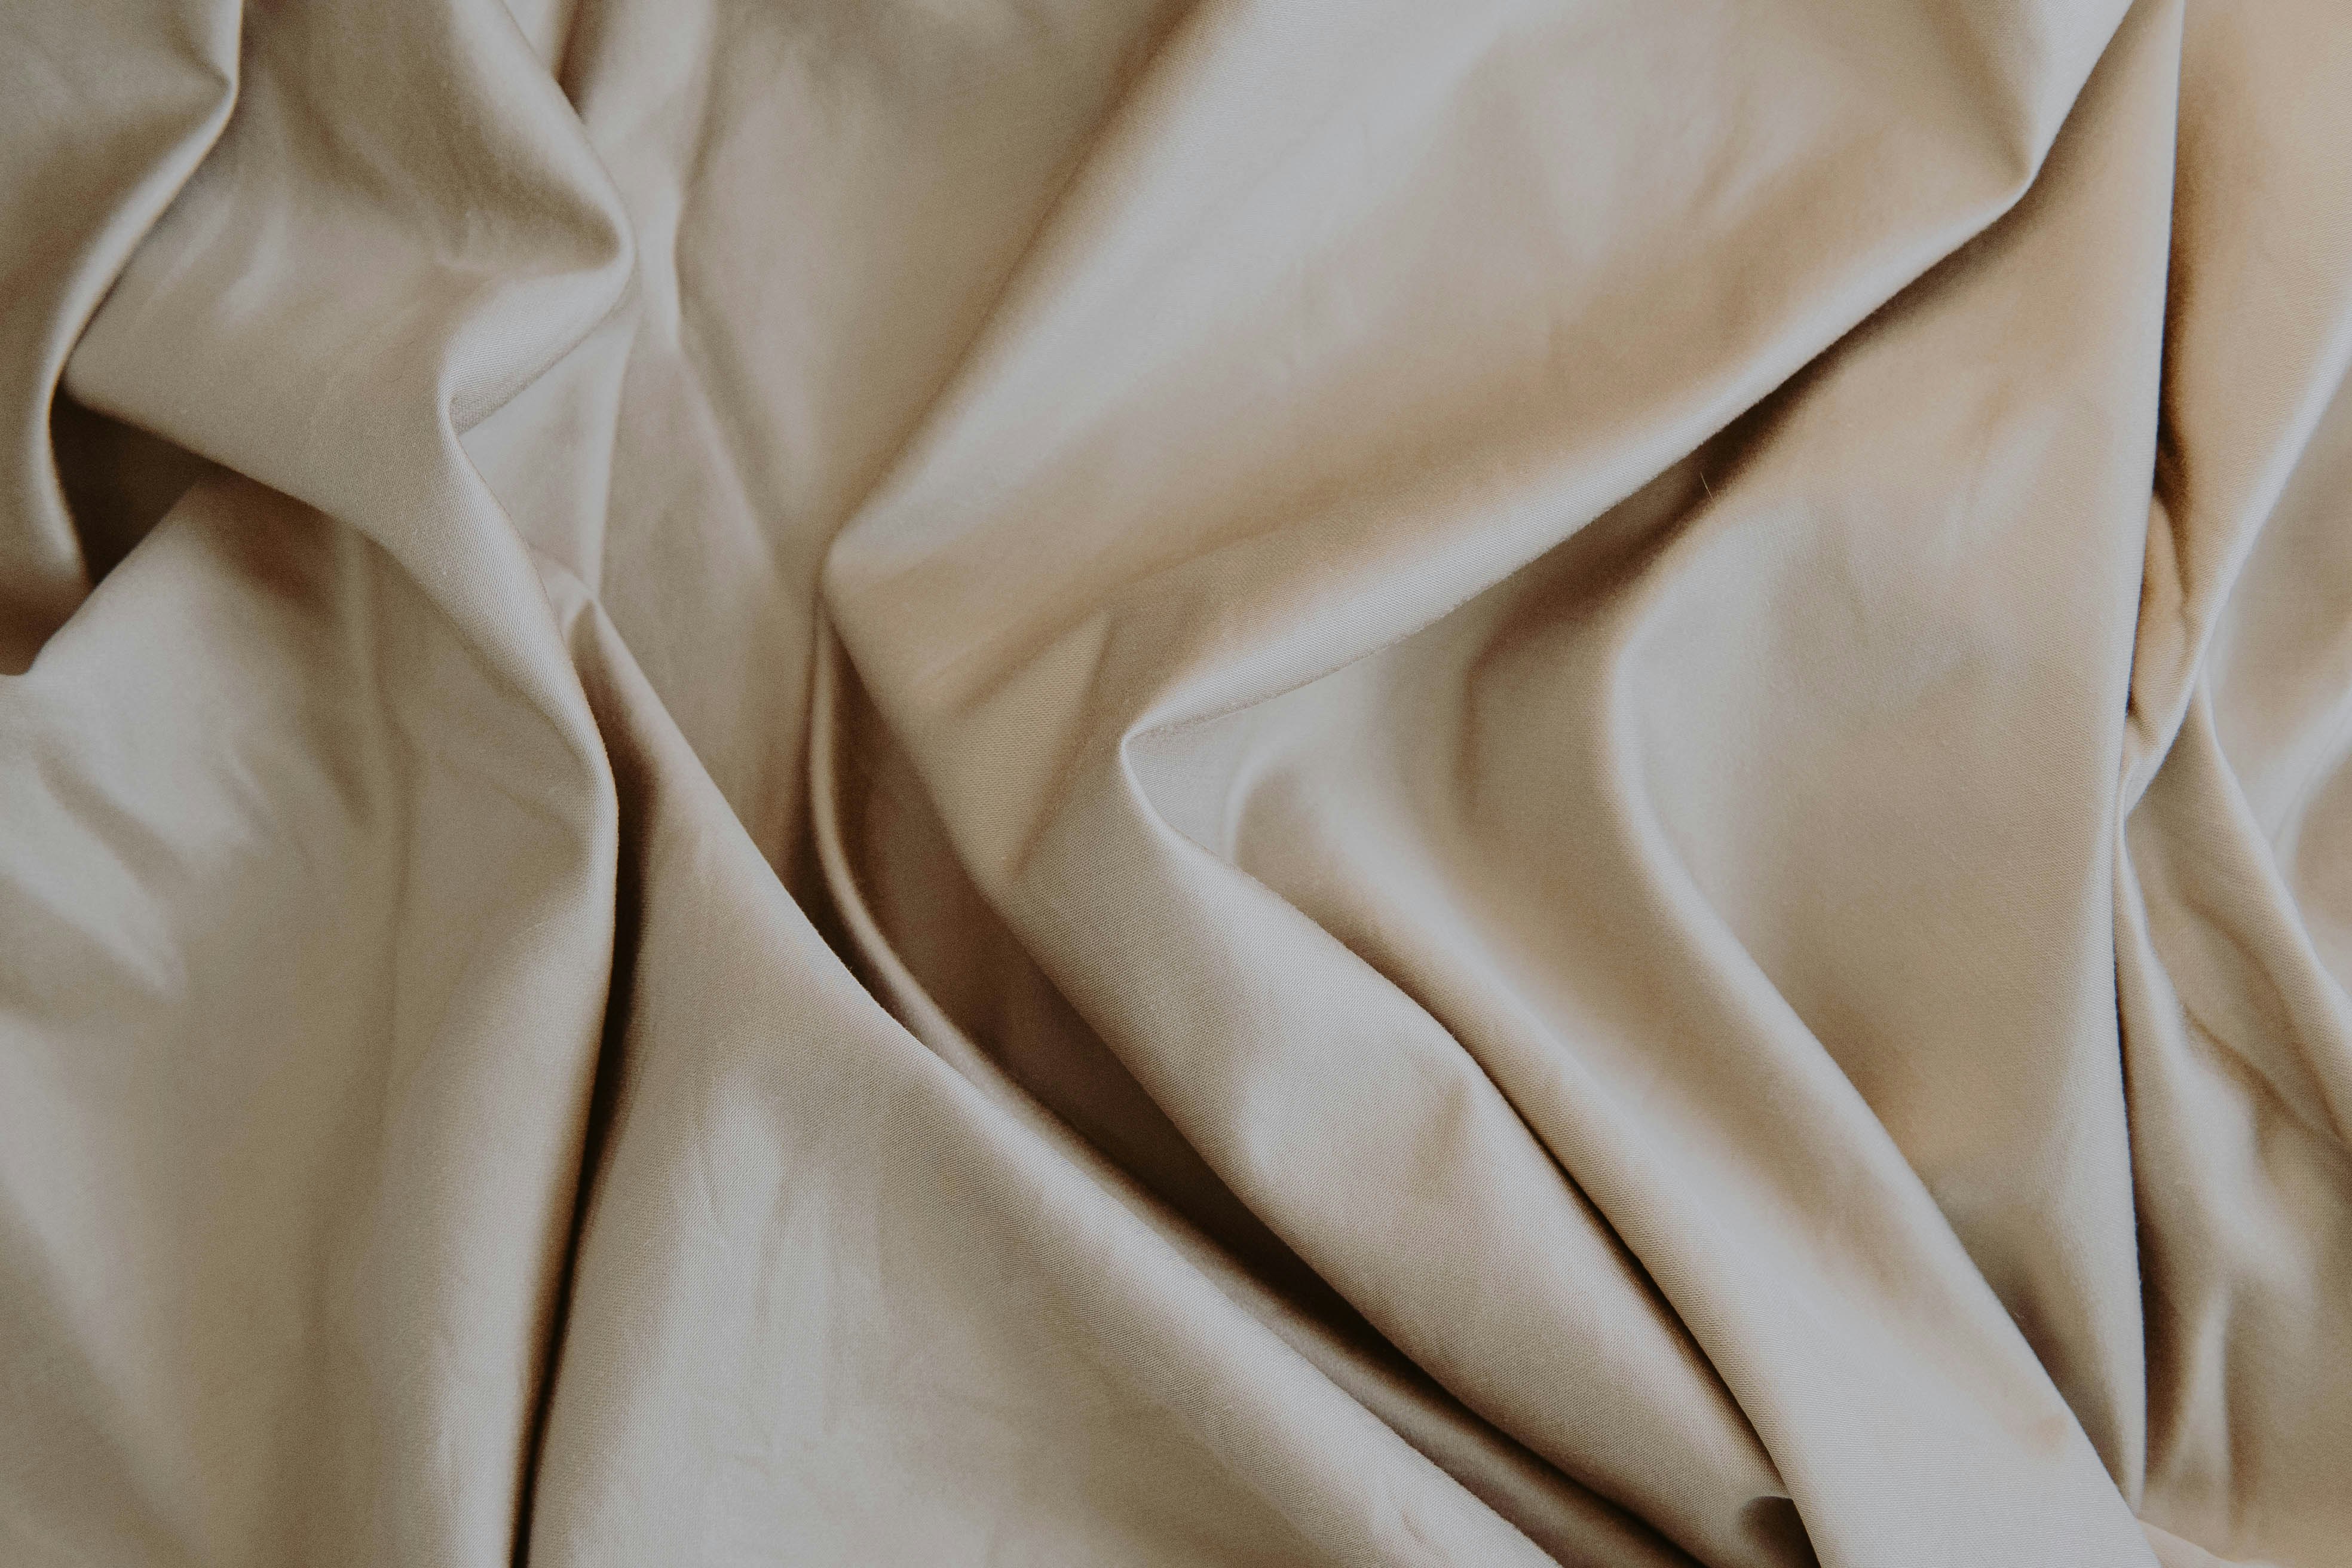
3, 0, 2348, 1564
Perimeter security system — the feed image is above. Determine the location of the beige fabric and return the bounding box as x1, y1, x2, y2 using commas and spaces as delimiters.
4, 0, 2350, 1563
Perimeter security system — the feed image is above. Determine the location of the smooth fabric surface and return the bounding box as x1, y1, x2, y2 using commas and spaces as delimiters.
4, 1, 2350, 1564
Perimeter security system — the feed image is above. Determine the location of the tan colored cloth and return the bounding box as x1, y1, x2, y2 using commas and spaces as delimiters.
4, 0, 2348, 1563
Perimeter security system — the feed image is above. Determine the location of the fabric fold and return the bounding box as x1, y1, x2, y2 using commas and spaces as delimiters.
6, 0, 2351, 1563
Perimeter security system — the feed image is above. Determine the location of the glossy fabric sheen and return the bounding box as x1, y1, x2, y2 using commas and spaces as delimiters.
2, 1, 2348, 1564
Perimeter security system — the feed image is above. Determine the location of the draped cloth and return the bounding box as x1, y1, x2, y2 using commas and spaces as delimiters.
4, 1, 2349, 1563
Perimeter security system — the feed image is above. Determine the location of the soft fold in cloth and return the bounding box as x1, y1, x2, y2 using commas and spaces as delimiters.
3, 1, 2350, 1564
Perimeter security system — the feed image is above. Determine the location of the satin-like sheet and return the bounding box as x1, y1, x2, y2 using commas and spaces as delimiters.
4, 1, 2349, 1563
